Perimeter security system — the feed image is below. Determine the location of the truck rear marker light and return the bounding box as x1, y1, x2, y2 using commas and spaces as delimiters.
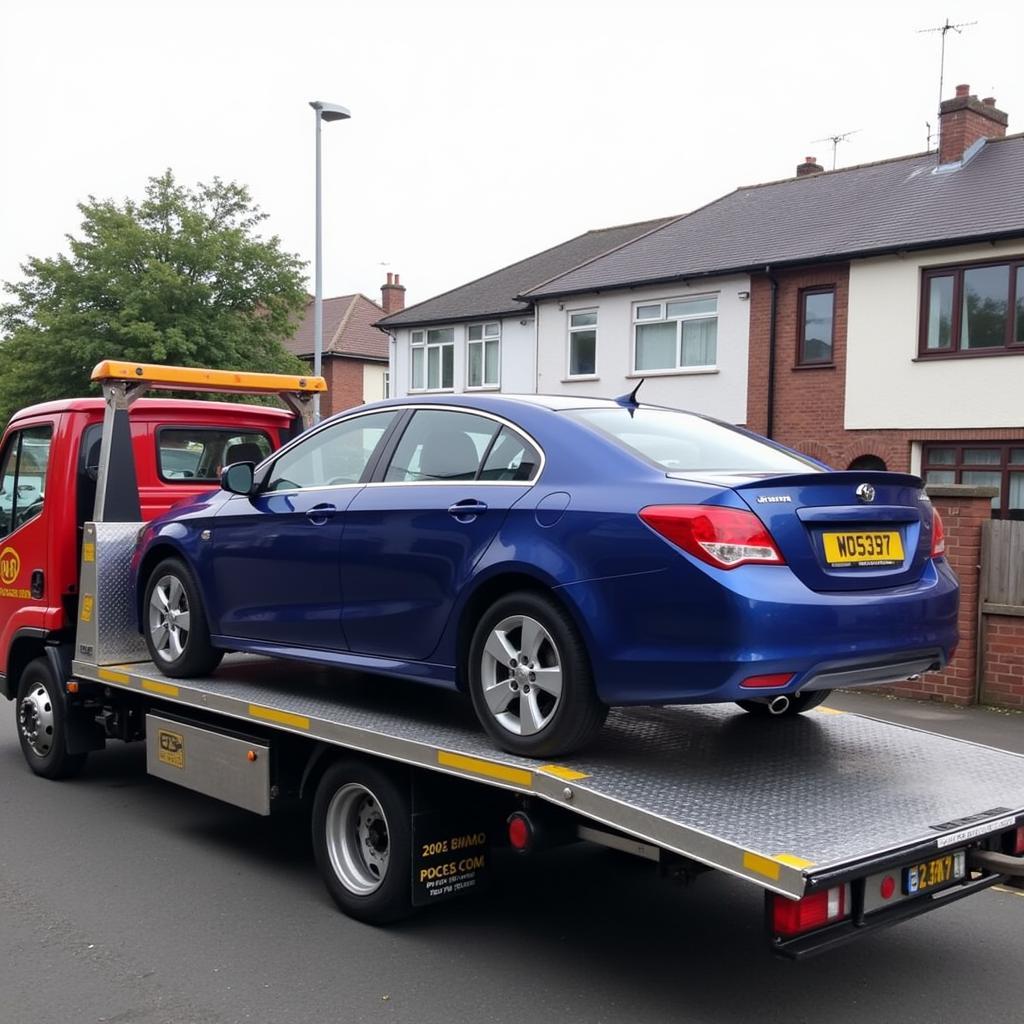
639, 505, 785, 569
507, 813, 532, 852
740, 673, 795, 689
931, 509, 946, 558
1015, 825, 1024, 856
772, 885, 851, 938
880, 875, 896, 901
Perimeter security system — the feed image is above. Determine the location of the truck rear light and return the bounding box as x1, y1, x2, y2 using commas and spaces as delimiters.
507, 812, 533, 853
931, 509, 946, 558
639, 505, 785, 569
772, 885, 850, 938
740, 673, 795, 689
1015, 825, 1024, 856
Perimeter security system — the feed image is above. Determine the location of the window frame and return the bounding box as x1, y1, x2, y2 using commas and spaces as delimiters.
566, 308, 599, 380
466, 321, 501, 390
922, 442, 1024, 517
0, 422, 54, 538
630, 294, 719, 375
918, 256, 1024, 358
409, 327, 456, 392
797, 286, 836, 366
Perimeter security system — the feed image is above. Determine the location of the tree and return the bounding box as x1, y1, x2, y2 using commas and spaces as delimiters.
0, 171, 309, 420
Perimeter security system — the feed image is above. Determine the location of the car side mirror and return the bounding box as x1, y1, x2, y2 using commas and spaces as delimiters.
221, 462, 256, 496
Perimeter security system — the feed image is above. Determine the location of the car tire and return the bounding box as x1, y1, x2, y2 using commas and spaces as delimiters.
16, 657, 88, 780
735, 689, 832, 717
142, 558, 223, 678
467, 590, 607, 758
311, 759, 415, 925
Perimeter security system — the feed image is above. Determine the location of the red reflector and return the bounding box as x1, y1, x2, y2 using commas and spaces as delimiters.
740, 673, 795, 689
507, 814, 531, 852
772, 886, 849, 938
880, 875, 896, 900
1015, 825, 1024, 856
639, 505, 785, 570
931, 508, 946, 558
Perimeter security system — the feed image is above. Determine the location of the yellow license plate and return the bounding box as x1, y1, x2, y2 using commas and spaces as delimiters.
903, 850, 966, 895
822, 530, 904, 567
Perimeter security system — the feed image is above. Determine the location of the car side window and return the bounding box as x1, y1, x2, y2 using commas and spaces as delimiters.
479, 426, 542, 482
0, 424, 53, 538
383, 410, 499, 482
265, 411, 397, 491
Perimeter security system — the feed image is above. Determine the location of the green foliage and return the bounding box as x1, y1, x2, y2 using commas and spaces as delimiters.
0, 170, 309, 420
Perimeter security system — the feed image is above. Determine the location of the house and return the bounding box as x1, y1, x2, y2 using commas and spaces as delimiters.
375, 219, 674, 397
285, 274, 405, 417
523, 84, 1024, 516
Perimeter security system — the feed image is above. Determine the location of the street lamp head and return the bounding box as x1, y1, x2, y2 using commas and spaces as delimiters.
310, 100, 351, 122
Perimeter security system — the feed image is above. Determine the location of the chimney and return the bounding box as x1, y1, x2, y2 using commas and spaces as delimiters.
938, 83, 1008, 164
796, 156, 824, 177
380, 272, 406, 315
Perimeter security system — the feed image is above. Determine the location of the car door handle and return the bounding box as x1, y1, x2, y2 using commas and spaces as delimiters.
448, 500, 488, 522
305, 503, 337, 525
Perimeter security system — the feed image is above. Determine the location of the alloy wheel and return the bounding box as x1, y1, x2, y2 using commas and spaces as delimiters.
148, 573, 191, 664
325, 783, 391, 895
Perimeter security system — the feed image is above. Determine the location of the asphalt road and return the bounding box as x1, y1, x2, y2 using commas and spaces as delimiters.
1, 693, 1022, 1024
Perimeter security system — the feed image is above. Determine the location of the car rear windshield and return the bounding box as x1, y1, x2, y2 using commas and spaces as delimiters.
566, 408, 819, 474
157, 428, 273, 482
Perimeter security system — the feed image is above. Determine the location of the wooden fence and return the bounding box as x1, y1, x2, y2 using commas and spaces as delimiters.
980, 519, 1024, 612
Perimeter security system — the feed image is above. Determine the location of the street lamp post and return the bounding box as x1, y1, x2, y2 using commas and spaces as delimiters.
310, 100, 351, 423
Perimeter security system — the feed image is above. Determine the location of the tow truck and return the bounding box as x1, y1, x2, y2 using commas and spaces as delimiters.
2, 361, 1023, 957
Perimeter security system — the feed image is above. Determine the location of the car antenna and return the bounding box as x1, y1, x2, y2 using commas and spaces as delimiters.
615, 378, 645, 412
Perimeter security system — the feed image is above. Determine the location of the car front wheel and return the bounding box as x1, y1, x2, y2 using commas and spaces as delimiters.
467, 590, 607, 758
143, 558, 223, 678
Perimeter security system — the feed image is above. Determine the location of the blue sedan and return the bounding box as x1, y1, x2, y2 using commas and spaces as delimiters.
132, 394, 958, 757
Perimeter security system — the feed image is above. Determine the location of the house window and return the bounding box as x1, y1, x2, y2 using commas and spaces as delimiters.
799, 288, 835, 364
467, 322, 500, 388
632, 295, 717, 373
923, 443, 1024, 518
920, 258, 1024, 355
410, 328, 455, 390
567, 310, 597, 377
383, 370, 391, 399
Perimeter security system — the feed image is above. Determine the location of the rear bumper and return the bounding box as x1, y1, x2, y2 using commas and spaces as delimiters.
557, 558, 959, 706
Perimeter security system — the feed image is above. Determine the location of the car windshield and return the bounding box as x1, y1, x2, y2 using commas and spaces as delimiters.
566, 407, 820, 474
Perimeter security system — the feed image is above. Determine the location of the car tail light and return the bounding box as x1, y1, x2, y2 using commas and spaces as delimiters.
931, 509, 946, 558
1015, 825, 1024, 856
639, 505, 785, 569
772, 885, 851, 938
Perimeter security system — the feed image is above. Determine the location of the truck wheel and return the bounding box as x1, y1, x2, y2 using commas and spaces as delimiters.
312, 760, 415, 925
736, 689, 832, 717
143, 558, 223, 678
467, 590, 608, 758
16, 658, 87, 780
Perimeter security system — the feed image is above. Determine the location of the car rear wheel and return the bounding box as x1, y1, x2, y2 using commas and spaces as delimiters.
143, 558, 223, 678
735, 689, 832, 717
468, 590, 607, 758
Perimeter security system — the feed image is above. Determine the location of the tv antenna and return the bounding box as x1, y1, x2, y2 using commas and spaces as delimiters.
917, 18, 978, 116
811, 130, 860, 170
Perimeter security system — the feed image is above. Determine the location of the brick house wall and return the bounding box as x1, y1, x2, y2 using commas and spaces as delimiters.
321, 355, 384, 418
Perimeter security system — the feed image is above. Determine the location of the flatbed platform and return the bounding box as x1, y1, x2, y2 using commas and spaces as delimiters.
73, 653, 1024, 900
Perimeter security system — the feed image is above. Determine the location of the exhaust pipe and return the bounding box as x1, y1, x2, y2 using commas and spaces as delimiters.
768, 695, 791, 716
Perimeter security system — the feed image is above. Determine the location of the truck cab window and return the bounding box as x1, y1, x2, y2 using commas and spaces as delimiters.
0, 424, 53, 538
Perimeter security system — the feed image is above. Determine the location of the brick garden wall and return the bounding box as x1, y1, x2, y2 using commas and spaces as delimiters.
979, 614, 1024, 709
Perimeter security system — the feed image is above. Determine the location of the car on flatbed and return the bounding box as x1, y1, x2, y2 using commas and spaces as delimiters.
132, 393, 958, 757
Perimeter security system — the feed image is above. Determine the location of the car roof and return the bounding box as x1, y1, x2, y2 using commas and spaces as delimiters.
362, 393, 623, 414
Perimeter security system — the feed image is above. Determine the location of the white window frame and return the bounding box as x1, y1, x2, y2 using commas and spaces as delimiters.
566, 308, 599, 380
631, 295, 718, 375
409, 327, 455, 392
466, 321, 501, 390
382, 369, 391, 399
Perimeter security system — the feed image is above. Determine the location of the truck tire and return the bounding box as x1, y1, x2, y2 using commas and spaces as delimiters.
312, 759, 415, 925
467, 590, 607, 758
142, 558, 223, 678
735, 689, 832, 717
16, 657, 87, 779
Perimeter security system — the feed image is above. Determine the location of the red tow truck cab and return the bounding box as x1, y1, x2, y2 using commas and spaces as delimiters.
0, 396, 293, 700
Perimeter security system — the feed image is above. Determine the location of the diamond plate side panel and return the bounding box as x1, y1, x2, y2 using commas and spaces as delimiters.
90, 521, 148, 665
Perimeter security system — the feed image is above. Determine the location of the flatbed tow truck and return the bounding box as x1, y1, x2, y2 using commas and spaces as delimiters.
6, 363, 1024, 958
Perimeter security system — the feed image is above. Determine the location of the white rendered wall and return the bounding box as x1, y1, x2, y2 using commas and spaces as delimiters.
362, 362, 387, 403
533, 276, 751, 423
846, 239, 1024, 429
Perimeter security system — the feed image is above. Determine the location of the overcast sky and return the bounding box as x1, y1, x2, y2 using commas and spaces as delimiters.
2, 0, 1022, 315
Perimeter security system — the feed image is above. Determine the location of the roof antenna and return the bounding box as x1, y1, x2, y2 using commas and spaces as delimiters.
811, 129, 860, 170
917, 17, 978, 135
615, 377, 645, 410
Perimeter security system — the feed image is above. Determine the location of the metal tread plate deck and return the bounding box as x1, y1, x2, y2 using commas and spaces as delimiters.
72, 653, 1024, 899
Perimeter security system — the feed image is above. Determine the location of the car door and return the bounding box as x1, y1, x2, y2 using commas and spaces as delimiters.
208, 409, 400, 650
340, 408, 542, 661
